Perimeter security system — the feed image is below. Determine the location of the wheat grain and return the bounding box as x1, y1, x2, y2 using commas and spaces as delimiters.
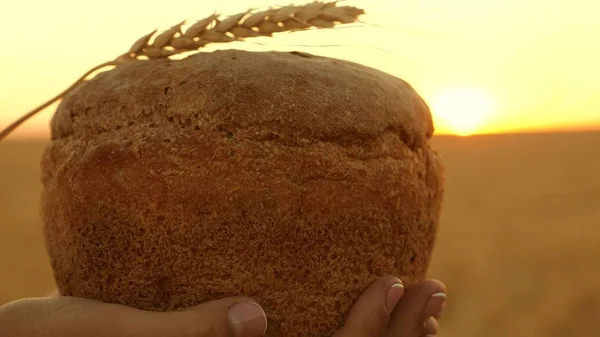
0, 0, 365, 141
115, 0, 364, 63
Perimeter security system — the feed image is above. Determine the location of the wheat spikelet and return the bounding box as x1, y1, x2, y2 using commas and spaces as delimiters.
0, 0, 365, 141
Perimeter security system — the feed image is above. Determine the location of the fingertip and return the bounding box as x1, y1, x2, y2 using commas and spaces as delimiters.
385, 281, 404, 314
423, 292, 447, 322
423, 316, 439, 335
336, 276, 404, 337
174, 297, 268, 337
382, 279, 447, 337
227, 301, 267, 337
421, 279, 447, 295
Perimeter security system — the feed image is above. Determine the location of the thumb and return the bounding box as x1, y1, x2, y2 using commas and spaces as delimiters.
334, 276, 405, 337
170, 297, 268, 337
0, 296, 267, 337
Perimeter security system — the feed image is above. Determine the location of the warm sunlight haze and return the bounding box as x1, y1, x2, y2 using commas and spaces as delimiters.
0, 0, 599, 137
2, 2, 600, 337
429, 88, 495, 136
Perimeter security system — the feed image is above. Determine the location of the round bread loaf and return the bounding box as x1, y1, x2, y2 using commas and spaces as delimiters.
41, 49, 444, 336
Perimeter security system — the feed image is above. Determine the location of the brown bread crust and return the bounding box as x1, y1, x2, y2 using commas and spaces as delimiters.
41, 50, 444, 337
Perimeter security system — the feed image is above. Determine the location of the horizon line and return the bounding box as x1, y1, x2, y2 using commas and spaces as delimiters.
2, 126, 600, 142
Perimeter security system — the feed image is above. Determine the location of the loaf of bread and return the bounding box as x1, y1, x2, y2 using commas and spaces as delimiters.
41, 49, 444, 336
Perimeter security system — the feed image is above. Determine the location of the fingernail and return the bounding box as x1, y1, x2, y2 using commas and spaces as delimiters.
385, 280, 404, 313
228, 302, 267, 337
423, 292, 447, 319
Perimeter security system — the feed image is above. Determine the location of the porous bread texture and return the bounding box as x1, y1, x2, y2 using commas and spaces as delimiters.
41, 50, 444, 337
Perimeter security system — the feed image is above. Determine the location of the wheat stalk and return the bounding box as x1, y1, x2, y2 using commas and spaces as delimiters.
0, 0, 364, 141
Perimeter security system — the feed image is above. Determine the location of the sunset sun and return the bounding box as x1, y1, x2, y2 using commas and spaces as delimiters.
429, 88, 495, 136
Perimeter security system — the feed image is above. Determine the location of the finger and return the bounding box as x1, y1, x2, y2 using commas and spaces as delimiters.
334, 276, 404, 337
181, 298, 267, 337
0, 296, 267, 337
422, 316, 439, 336
383, 279, 446, 337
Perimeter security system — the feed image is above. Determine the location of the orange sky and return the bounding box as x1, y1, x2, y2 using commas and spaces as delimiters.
1, 0, 599, 138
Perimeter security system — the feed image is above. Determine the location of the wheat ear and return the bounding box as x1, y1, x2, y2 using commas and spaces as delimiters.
0, 0, 364, 141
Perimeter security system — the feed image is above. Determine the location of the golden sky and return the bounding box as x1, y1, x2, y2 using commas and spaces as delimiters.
0, 0, 598, 137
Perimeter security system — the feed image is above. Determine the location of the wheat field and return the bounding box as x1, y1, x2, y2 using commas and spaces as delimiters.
1, 132, 599, 336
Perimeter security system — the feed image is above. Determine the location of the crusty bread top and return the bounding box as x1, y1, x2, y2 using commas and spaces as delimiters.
51, 50, 434, 148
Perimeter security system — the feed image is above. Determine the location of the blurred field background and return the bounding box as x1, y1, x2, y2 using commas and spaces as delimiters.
1, 132, 599, 336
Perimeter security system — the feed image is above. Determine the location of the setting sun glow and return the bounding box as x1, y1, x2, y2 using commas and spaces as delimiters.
0, 0, 599, 138
429, 88, 495, 136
